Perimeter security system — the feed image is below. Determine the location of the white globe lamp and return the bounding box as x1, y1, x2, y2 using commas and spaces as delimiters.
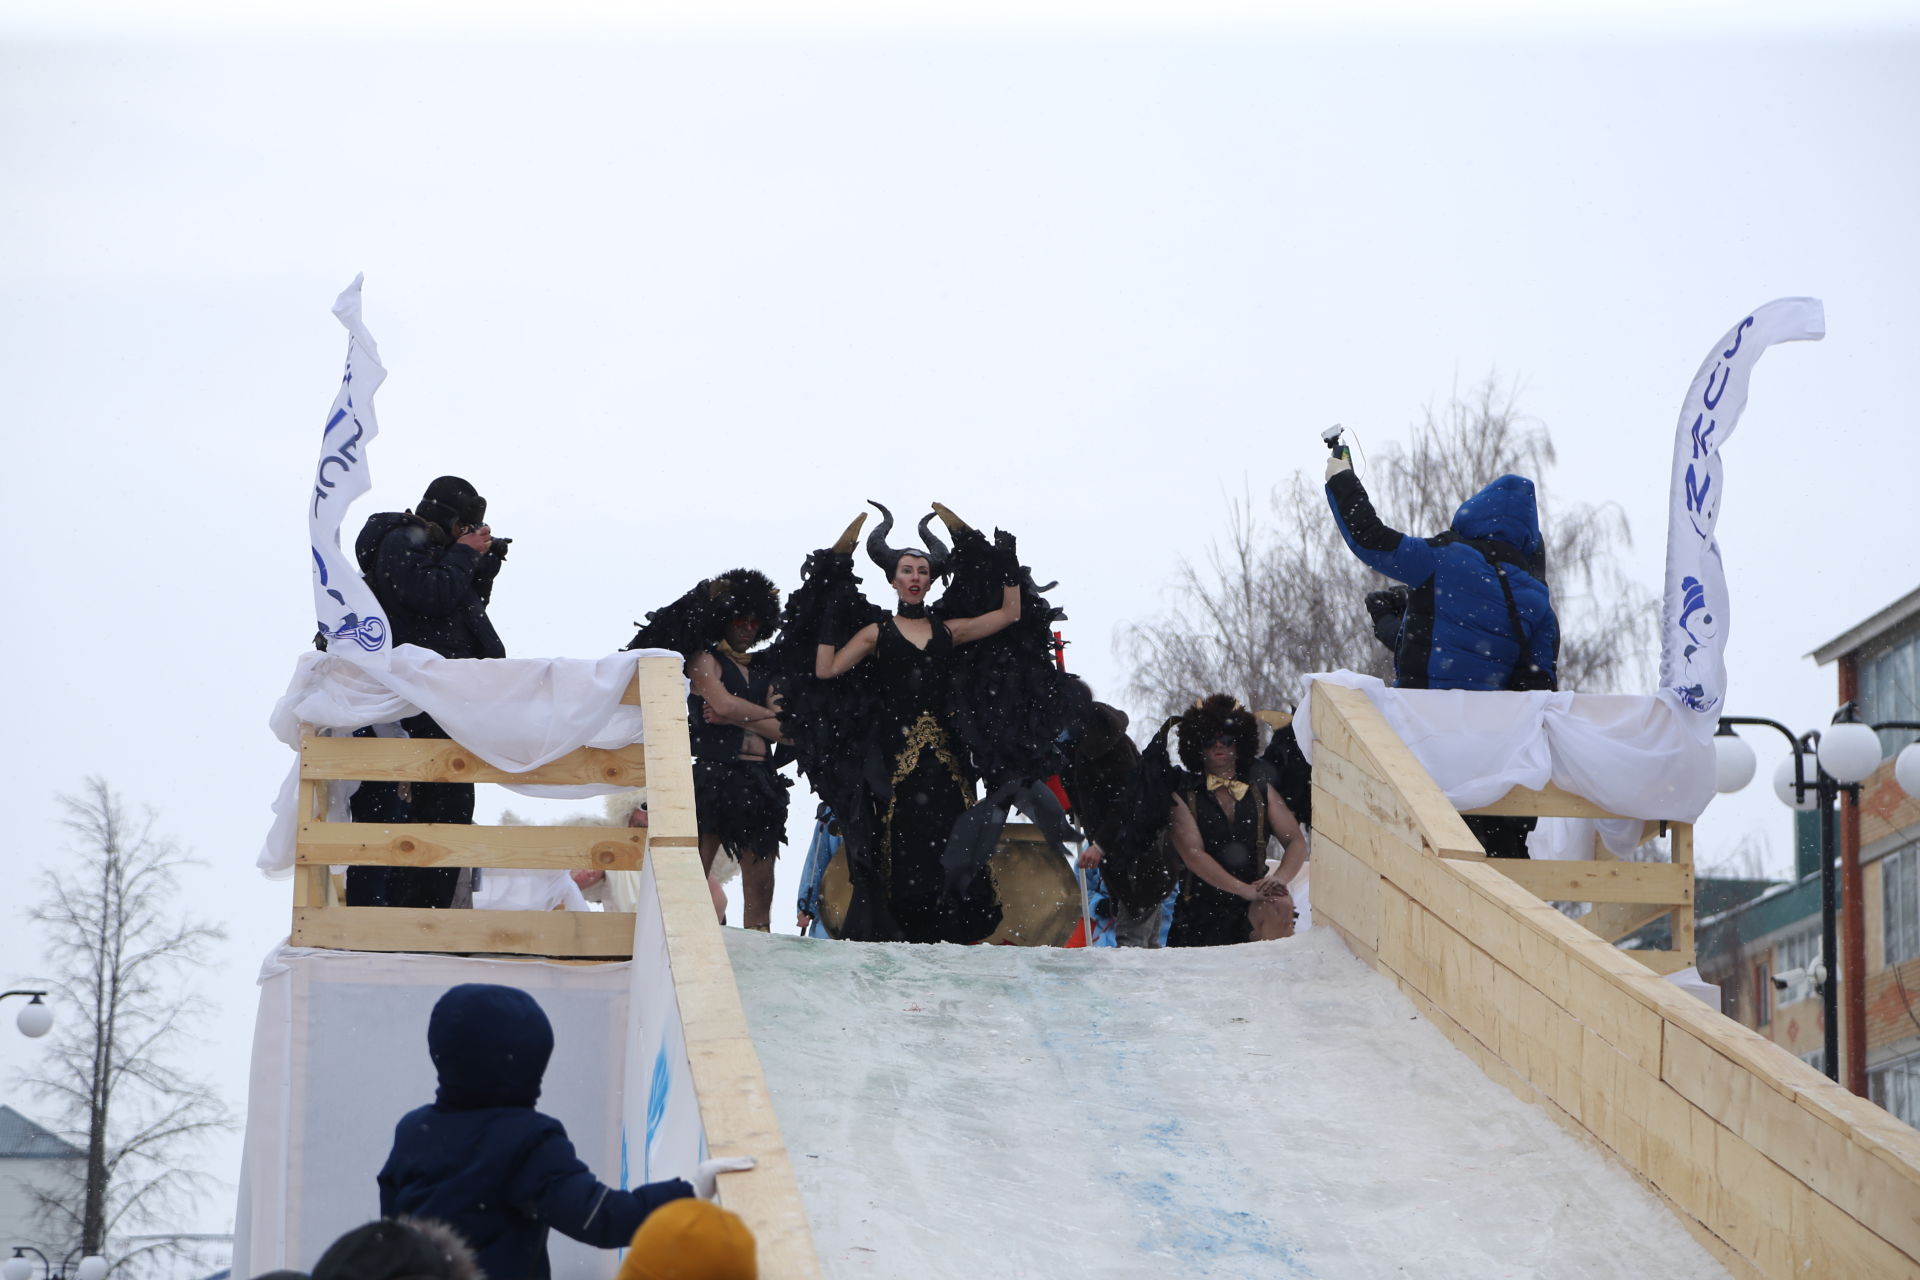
1714, 730, 1757, 793
1897, 743, 1920, 800
15, 998, 51, 1039
1773, 754, 1819, 811
1818, 721, 1883, 786
75, 1257, 108, 1280
2, 1258, 30, 1280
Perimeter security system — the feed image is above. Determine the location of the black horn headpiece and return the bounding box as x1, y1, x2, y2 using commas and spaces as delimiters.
865, 500, 952, 580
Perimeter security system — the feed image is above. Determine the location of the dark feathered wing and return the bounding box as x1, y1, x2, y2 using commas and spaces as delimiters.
623, 580, 721, 658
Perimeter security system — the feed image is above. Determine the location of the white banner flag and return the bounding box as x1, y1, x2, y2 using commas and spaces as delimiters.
310, 275, 391, 662
1660, 297, 1824, 729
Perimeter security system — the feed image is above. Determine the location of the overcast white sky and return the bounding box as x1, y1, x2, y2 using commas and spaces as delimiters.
3, 0, 1917, 1243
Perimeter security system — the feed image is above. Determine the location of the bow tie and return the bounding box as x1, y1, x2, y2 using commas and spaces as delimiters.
1206, 775, 1249, 801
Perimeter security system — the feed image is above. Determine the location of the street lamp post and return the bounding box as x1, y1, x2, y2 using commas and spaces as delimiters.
1716, 708, 1920, 1092
1717, 715, 1842, 1081
3, 1248, 109, 1280
0, 991, 53, 1039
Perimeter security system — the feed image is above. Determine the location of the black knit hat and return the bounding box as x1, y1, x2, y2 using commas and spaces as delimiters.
1176, 694, 1259, 775
416, 476, 487, 533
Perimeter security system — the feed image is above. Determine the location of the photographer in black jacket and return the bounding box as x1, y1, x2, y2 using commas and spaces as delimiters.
346, 475, 509, 907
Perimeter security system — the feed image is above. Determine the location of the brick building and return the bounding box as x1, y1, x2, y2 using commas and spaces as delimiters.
1696, 585, 1920, 1125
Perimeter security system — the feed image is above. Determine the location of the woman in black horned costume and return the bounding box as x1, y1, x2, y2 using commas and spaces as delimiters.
759, 502, 1076, 944
625, 569, 791, 930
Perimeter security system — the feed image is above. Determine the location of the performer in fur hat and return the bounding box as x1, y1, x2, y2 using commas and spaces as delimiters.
626, 569, 792, 930
1154, 693, 1307, 947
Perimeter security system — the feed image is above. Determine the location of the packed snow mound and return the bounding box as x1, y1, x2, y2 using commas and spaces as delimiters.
726, 928, 1729, 1280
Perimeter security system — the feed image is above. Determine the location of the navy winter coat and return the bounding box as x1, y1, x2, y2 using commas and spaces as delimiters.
1327, 470, 1558, 692
356, 513, 507, 661
378, 984, 693, 1280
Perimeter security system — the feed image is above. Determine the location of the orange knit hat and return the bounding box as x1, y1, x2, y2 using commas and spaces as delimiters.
614, 1199, 758, 1280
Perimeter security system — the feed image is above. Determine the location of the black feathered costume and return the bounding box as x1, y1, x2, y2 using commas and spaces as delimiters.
626, 568, 793, 862
758, 503, 1078, 944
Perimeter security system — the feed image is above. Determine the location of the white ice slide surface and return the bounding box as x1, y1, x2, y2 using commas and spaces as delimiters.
727, 928, 1730, 1279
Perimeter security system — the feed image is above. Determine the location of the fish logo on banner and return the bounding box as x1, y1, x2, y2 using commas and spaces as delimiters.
310, 275, 391, 661
1660, 298, 1824, 728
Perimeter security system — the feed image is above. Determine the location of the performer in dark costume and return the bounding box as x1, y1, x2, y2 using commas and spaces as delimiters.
626, 569, 790, 930
1160, 694, 1308, 948
761, 502, 1076, 944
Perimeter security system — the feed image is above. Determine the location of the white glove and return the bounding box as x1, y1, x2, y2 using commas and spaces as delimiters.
1326, 454, 1352, 480
692, 1156, 757, 1198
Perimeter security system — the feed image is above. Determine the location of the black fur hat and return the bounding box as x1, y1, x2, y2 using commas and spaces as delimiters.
705, 568, 782, 640
1176, 693, 1258, 775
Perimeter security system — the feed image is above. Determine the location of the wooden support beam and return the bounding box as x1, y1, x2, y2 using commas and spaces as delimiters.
1461, 782, 1628, 820
1488, 858, 1693, 906
300, 733, 647, 787
290, 906, 638, 956
633, 654, 824, 1278
297, 822, 647, 870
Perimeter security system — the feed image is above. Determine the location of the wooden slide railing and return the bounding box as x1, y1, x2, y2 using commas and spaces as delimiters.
288, 655, 695, 957
1308, 681, 1920, 1279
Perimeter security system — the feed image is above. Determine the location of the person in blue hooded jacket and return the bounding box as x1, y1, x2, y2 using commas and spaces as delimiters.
1324, 454, 1558, 856
1325, 456, 1557, 693
378, 984, 697, 1280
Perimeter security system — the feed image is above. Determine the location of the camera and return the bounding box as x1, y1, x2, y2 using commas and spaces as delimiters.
1321, 423, 1350, 462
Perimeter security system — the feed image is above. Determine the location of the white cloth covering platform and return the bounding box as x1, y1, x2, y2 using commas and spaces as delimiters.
1293, 671, 1716, 860
258, 646, 681, 877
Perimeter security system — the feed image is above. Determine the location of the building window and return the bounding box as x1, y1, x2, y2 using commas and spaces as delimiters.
1800, 1048, 1826, 1075
1858, 629, 1920, 754
1869, 1051, 1920, 1129
1887, 844, 1920, 969
1753, 961, 1772, 1026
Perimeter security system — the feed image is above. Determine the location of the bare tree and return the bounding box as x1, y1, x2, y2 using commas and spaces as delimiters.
1119, 374, 1656, 721
20, 778, 230, 1276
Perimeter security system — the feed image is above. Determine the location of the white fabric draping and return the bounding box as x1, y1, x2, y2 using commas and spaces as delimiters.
257, 646, 682, 876
1293, 671, 1716, 857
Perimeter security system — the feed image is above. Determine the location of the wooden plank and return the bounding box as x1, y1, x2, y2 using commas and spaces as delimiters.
1665, 1021, 1920, 1266
293, 775, 330, 910
300, 733, 647, 787
1583, 900, 1678, 944
1307, 836, 1379, 954
297, 822, 647, 870
1488, 858, 1692, 906
289, 906, 638, 956
634, 653, 824, 1278
1461, 782, 1627, 820
637, 657, 699, 849
1670, 822, 1697, 963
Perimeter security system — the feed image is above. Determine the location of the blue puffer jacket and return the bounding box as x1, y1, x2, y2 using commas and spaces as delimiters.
1327, 470, 1558, 692
378, 984, 694, 1280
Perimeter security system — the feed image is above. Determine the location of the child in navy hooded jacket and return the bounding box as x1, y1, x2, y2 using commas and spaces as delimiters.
379, 983, 694, 1280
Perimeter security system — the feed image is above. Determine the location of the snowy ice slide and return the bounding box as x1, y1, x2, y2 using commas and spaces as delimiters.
728, 927, 1730, 1279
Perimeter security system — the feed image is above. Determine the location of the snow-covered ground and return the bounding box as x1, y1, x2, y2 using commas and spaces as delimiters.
727, 928, 1730, 1280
